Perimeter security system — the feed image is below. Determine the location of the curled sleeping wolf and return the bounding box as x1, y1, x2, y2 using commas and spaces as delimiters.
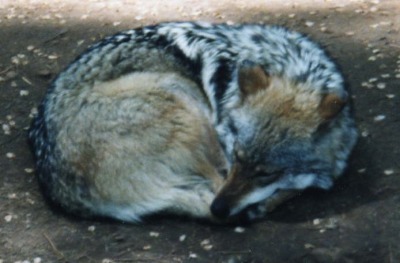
29, 22, 357, 222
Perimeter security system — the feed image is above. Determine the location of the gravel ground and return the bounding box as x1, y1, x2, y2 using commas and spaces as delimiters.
0, 0, 399, 262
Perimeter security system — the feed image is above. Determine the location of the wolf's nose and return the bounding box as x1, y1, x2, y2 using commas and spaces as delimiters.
210, 197, 230, 219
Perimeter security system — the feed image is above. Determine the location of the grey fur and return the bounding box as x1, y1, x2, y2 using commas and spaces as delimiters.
29, 22, 357, 221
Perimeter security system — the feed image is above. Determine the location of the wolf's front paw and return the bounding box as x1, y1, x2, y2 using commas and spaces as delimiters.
242, 202, 268, 222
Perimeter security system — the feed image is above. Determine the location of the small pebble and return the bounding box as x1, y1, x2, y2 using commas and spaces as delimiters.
102, 259, 113, 263
319, 229, 326, 233
325, 218, 339, 229
37, 69, 52, 78
29, 107, 38, 118
149, 231, 159, 237
361, 131, 369, 137
384, 169, 394, 175
234, 226, 246, 233
200, 239, 210, 246
4, 214, 12, 222
8, 193, 17, 199
24, 168, 34, 174
41, 14, 51, 20
2, 124, 11, 135
203, 244, 213, 250
313, 218, 321, 225
368, 77, 378, 83
305, 21, 315, 27
33, 257, 42, 263
361, 82, 373, 88
11, 56, 21, 65
304, 243, 315, 249
6, 71, 17, 79
88, 225, 95, 232
188, 252, 198, 259
386, 94, 395, 99
379, 20, 392, 26
357, 168, 367, 173
381, 74, 390, 78
48, 55, 58, 60
113, 21, 121, 26
376, 83, 386, 89
373, 115, 386, 122
370, 6, 378, 12
179, 234, 186, 242
200, 239, 213, 250
142, 245, 151, 250
20, 90, 29, 96
6, 152, 16, 159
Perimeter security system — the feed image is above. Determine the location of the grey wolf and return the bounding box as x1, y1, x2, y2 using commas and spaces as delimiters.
29, 22, 357, 221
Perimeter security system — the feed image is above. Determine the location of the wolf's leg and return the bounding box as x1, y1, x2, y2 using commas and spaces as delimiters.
245, 190, 298, 221
162, 184, 218, 219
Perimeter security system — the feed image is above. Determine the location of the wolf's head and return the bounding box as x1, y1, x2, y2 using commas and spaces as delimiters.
211, 65, 353, 219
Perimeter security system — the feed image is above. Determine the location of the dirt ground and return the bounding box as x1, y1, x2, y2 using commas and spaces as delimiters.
1, 0, 399, 262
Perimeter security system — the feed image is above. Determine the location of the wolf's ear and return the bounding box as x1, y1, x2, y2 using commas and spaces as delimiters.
318, 92, 348, 120
238, 66, 270, 97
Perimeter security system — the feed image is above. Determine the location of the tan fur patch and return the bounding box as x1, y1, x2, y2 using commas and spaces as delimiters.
92, 72, 189, 97
240, 76, 324, 138
319, 93, 347, 120
238, 66, 270, 96
59, 71, 228, 210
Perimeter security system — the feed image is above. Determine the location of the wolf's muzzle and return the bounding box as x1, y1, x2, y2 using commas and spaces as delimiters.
210, 197, 230, 219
